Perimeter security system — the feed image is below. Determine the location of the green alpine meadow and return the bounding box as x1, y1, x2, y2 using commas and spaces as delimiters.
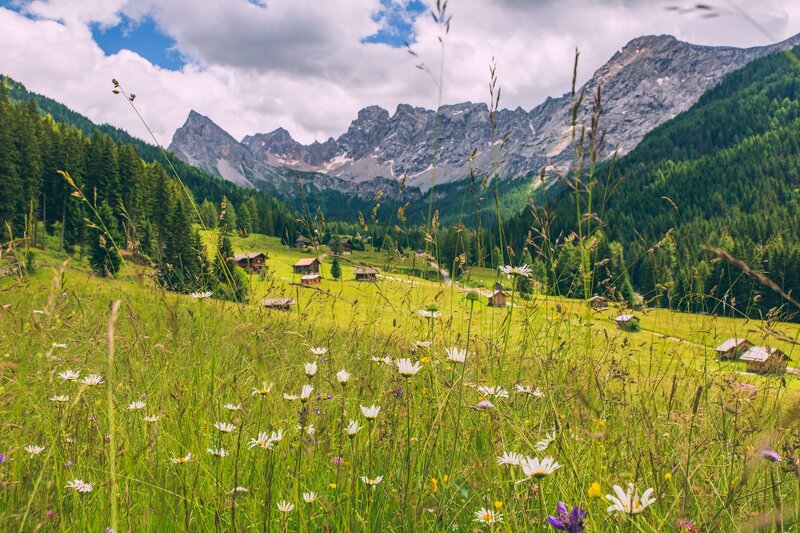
1, 1, 799, 531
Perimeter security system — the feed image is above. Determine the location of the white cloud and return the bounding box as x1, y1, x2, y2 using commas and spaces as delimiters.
1, 0, 798, 146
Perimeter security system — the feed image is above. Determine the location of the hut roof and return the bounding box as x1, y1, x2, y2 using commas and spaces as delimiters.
740, 346, 789, 362
262, 298, 294, 307
354, 267, 379, 275
300, 274, 321, 280
615, 314, 636, 323
714, 338, 748, 352
234, 252, 266, 261
293, 257, 320, 267
588, 295, 608, 302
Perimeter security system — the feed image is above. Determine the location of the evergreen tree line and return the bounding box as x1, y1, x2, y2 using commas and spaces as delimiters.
0, 83, 298, 300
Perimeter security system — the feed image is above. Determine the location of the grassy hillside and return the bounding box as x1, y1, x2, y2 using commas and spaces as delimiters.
0, 236, 797, 531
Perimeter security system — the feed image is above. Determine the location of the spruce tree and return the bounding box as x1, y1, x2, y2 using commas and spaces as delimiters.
331, 257, 341, 280
89, 202, 122, 277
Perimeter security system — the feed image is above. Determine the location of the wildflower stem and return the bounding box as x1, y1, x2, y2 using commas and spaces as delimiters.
107, 300, 121, 533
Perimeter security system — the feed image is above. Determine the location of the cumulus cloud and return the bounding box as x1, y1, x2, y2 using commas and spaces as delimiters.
1, 0, 798, 146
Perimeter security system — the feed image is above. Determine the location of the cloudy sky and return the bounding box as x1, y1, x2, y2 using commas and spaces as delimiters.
1, 0, 799, 145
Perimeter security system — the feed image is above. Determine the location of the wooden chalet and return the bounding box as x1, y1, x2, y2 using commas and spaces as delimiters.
588, 295, 609, 310
714, 338, 752, 360
740, 346, 790, 374
488, 282, 507, 308
300, 274, 322, 286
293, 257, 321, 275
341, 237, 353, 254
632, 292, 645, 311
262, 298, 294, 310
615, 314, 639, 331
234, 252, 267, 273
294, 236, 309, 249
354, 266, 379, 281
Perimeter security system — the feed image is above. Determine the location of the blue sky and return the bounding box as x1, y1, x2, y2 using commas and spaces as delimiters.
91, 15, 186, 70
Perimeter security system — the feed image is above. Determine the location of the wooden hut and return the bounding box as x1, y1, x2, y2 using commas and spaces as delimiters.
354, 266, 379, 281
293, 257, 320, 275
300, 274, 321, 285
262, 298, 294, 310
294, 236, 309, 249
234, 252, 267, 273
714, 338, 751, 360
588, 295, 609, 310
341, 237, 353, 254
615, 314, 639, 331
740, 346, 790, 374
488, 282, 507, 308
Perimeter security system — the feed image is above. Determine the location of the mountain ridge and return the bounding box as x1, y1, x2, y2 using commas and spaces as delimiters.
169, 31, 800, 201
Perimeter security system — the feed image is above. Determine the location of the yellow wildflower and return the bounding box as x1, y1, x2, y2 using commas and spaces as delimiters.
664, 472, 672, 481
588, 482, 601, 498
420, 356, 431, 364
329, 483, 337, 489
597, 419, 606, 428
431, 478, 438, 493
494, 500, 503, 510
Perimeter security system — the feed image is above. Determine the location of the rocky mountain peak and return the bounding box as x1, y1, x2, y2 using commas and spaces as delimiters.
170, 32, 800, 195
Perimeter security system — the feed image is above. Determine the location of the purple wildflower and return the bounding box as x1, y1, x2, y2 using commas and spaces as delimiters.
546, 502, 586, 532
46, 509, 57, 520
105, 528, 117, 533
332, 456, 344, 467
325, 394, 333, 400
759, 449, 782, 462
676, 518, 698, 531
0, 452, 7, 464
394, 386, 403, 399
64, 460, 74, 469
476, 400, 494, 410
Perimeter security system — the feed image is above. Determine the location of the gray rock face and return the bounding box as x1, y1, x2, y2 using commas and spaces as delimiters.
169, 33, 800, 194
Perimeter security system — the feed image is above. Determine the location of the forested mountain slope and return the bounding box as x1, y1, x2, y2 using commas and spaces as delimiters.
506, 46, 800, 320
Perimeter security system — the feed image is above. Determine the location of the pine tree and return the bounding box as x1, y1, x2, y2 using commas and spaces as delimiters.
331, 257, 341, 280
88, 203, 122, 277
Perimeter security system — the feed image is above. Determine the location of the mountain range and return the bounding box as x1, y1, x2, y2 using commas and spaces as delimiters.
169, 32, 800, 205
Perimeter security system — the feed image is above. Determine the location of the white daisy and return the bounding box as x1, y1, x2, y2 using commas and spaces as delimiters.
223, 403, 242, 411
25, 445, 45, 458
396, 358, 422, 377
170, 453, 192, 464
207, 447, 228, 458
127, 401, 146, 411
214, 422, 236, 433
276, 500, 295, 513
418, 309, 441, 319
519, 456, 561, 479
300, 384, 314, 401
80, 374, 104, 386
336, 369, 351, 384
345, 420, 361, 437
498, 264, 532, 278
283, 394, 300, 401
143, 415, 160, 423
65, 478, 93, 493
534, 432, 557, 453
515, 384, 545, 397
50, 395, 70, 403
360, 404, 381, 420
445, 347, 467, 364
251, 382, 273, 397
303, 491, 317, 504
58, 369, 80, 382
361, 475, 383, 487
304, 361, 318, 378
248, 429, 284, 450
52, 342, 68, 349
190, 290, 213, 299
309, 347, 328, 356
497, 451, 522, 466
477, 385, 509, 399
474, 507, 502, 524
605, 483, 656, 515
